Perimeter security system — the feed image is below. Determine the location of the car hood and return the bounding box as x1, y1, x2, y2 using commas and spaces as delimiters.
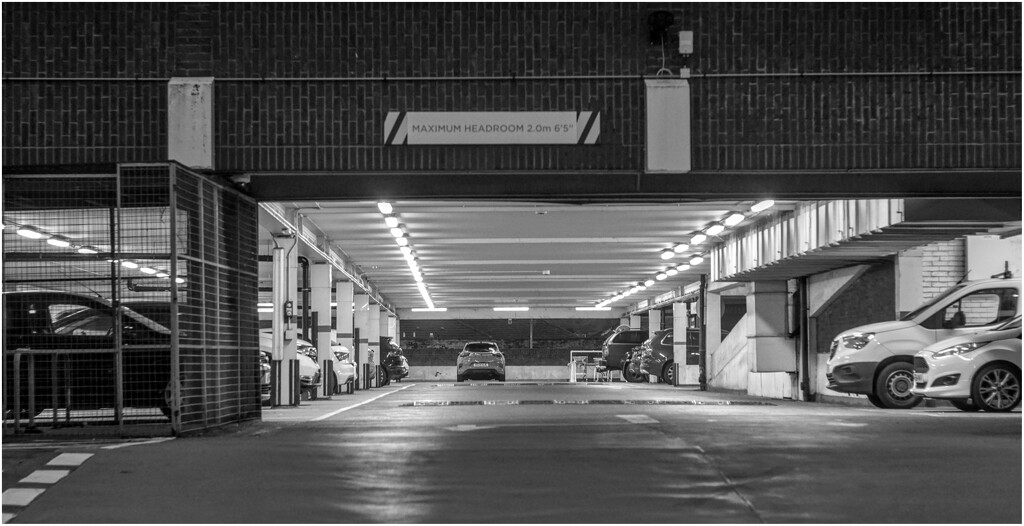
919, 327, 1024, 356
837, 320, 918, 338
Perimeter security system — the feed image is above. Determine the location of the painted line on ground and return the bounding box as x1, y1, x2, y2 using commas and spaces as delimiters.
46, 453, 93, 467
101, 437, 176, 450
617, 414, 660, 424
18, 470, 70, 484
4, 453, 96, 523
404, 399, 776, 407
311, 385, 414, 421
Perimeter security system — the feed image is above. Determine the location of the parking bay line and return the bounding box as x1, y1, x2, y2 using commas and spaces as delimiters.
311, 384, 414, 421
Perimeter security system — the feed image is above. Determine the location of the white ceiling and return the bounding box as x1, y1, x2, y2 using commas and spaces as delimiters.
263, 199, 790, 311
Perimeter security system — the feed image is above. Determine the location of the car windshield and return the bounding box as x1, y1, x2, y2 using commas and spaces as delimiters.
465, 343, 497, 353
901, 283, 968, 321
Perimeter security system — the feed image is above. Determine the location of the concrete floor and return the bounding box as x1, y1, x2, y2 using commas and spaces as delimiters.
3, 381, 1021, 523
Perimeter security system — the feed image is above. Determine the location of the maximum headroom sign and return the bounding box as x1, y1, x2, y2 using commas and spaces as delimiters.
384, 111, 600, 145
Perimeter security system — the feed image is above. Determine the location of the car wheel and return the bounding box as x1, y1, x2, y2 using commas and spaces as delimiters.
873, 362, 922, 409
661, 361, 675, 385
308, 388, 318, 401
456, 374, 465, 382
622, 363, 644, 383
497, 375, 505, 382
949, 399, 980, 412
377, 367, 391, 387
865, 393, 887, 408
971, 363, 1021, 412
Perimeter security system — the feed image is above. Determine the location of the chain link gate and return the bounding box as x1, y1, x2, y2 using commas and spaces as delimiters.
3, 162, 260, 437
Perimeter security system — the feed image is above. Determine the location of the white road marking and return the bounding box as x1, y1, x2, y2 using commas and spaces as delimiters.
4, 512, 16, 523
46, 453, 93, 467
19, 470, 70, 484
617, 414, 660, 424
446, 424, 499, 432
101, 437, 176, 449
311, 385, 413, 421
2, 488, 45, 507
827, 422, 868, 427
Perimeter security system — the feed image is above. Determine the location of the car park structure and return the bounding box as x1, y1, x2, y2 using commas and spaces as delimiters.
2, 3, 1020, 439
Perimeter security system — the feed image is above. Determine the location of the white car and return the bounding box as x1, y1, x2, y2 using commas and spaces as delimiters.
912, 315, 1021, 412
330, 342, 358, 393
258, 332, 322, 400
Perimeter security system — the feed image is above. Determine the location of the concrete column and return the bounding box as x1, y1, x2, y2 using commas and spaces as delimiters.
629, 314, 642, 328
368, 303, 381, 369
335, 281, 354, 353
311, 263, 334, 395
387, 315, 398, 345
167, 77, 214, 169
674, 301, 698, 384
649, 309, 662, 336
746, 281, 796, 372
353, 294, 370, 389
379, 309, 391, 348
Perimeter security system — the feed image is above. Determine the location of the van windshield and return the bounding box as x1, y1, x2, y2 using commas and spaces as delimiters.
901, 284, 967, 321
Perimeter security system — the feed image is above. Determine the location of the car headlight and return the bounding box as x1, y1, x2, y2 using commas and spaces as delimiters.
933, 342, 985, 358
841, 332, 875, 350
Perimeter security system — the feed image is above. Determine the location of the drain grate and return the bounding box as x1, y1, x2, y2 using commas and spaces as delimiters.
402, 400, 776, 407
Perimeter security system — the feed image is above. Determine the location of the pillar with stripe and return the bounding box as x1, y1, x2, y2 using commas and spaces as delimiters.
311, 263, 335, 396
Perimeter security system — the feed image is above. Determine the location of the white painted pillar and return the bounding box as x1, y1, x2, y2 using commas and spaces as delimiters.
629, 314, 642, 328
311, 263, 335, 396
335, 281, 354, 353
649, 309, 662, 336
368, 303, 381, 372
674, 301, 698, 384
747, 281, 796, 372
353, 294, 370, 390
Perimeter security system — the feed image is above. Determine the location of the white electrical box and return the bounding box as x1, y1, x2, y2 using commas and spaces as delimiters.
678, 30, 694, 55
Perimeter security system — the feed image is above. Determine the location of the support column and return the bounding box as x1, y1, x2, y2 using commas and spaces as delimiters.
311, 263, 334, 396
368, 303, 381, 375
674, 301, 698, 384
335, 281, 354, 354
353, 293, 369, 390
647, 309, 662, 381
747, 281, 796, 372
629, 314, 642, 328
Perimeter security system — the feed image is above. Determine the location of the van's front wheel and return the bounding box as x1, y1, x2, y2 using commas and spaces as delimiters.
874, 362, 922, 409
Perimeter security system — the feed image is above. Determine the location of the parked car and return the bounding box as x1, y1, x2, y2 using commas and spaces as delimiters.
259, 350, 272, 405
622, 345, 648, 383
259, 332, 322, 400
330, 342, 358, 393
911, 315, 1021, 412
639, 329, 676, 384
601, 327, 649, 370
456, 341, 505, 382
381, 337, 410, 382
826, 277, 1021, 409
3, 291, 173, 417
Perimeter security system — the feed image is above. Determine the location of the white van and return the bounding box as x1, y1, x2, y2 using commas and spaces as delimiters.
826, 277, 1021, 409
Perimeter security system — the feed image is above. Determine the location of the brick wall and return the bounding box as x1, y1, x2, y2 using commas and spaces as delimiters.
920, 238, 967, 300
814, 261, 897, 353
4, 3, 1020, 172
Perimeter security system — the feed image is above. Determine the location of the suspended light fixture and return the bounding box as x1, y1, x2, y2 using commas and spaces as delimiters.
156, 271, 170, 278
139, 267, 158, 275
494, 307, 529, 312
724, 213, 745, 227
16, 226, 46, 239
656, 272, 668, 281
377, 202, 393, 214
666, 267, 678, 276
77, 245, 99, 254
576, 307, 611, 311
121, 261, 139, 269
644, 279, 655, 287
412, 307, 447, 312
659, 248, 675, 260
751, 199, 775, 213
673, 243, 689, 253
174, 277, 186, 284
389, 226, 405, 238
384, 215, 400, 228
675, 264, 690, 272
395, 236, 409, 247
46, 235, 71, 247
690, 233, 706, 245
689, 255, 705, 265
706, 223, 725, 236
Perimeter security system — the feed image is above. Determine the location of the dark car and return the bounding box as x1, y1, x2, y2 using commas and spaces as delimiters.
4, 291, 172, 418
601, 327, 649, 369
639, 329, 676, 384
380, 337, 410, 383
622, 345, 648, 383
456, 341, 506, 382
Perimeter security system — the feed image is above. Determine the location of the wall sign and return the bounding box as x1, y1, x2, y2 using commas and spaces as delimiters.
384, 111, 600, 145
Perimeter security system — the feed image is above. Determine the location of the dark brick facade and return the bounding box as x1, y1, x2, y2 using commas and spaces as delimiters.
4, 3, 1021, 173
813, 261, 897, 354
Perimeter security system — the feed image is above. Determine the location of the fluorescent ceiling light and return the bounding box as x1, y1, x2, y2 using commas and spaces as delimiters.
412, 307, 447, 312
724, 213, 745, 227
400, 245, 412, 256
384, 215, 399, 228
675, 264, 690, 272
377, 202, 393, 214
660, 249, 675, 260
666, 268, 678, 276
77, 245, 99, 254
494, 307, 529, 311
174, 277, 186, 284
691, 233, 706, 245
656, 272, 668, 280
257, 307, 274, 313
576, 307, 611, 311
16, 226, 46, 239
156, 271, 169, 278
644, 279, 655, 287
121, 261, 139, 269
390, 226, 405, 238
689, 255, 705, 265
706, 223, 725, 236
257, 302, 273, 308
46, 236, 71, 247
751, 200, 775, 213
673, 243, 689, 253
396, 236, 409, 246
139, 267, 158, 275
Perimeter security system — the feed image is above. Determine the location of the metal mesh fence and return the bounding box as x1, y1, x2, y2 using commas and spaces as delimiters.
3, 163, 260, 437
